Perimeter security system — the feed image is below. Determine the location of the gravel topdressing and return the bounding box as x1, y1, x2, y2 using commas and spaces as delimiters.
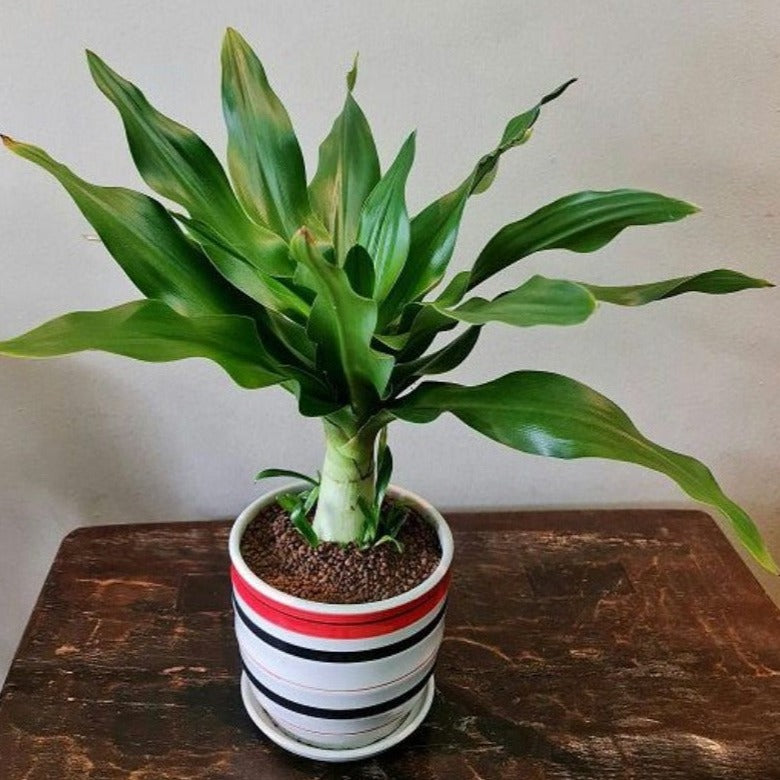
239, 501, 442, 604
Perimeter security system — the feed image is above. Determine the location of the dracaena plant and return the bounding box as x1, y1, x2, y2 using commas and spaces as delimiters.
1, 29, 775, 572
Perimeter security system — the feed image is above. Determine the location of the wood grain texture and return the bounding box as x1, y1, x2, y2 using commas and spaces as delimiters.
1, 509, 779, 779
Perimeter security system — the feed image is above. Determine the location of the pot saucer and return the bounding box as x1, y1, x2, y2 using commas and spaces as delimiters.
240, 672, 435, 763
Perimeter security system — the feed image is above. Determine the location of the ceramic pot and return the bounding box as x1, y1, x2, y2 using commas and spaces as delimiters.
228, 483, 453, 758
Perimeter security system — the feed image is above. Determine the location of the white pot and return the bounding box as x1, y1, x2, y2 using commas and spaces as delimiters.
228, 483, 454, 757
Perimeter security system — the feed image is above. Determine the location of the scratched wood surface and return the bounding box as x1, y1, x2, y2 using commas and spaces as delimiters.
1, 510, 779, 779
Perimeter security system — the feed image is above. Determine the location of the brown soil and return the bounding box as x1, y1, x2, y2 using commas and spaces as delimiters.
239, 500, 442, 604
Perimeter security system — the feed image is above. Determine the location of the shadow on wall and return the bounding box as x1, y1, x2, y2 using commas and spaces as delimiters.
0, 357, 181, 527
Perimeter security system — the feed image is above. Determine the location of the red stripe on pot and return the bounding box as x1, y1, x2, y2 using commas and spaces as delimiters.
231, 566, 451, 640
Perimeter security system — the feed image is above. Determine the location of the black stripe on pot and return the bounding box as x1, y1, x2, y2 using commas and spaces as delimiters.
233, 595, 447, 663
243, 659, 435, 720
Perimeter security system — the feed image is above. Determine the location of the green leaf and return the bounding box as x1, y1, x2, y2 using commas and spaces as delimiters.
277, 494, 299, 513
86, 51, 293, 276
2, 136, 249, 318
375, 433, 392, 509
221, 28, 316, 239
308, 90, 380, 263
343, 245, 375, 298
393, 371, 778, 574
471, 78, 577, 194
392, 326, 481, 390
439, 275, 596, 327
285, 488, 320, 547
581, 269, 773, 305
346, 53, 359, 92
435, 270, 472, 307
372, 534, 403, 553
469, 190, 699, 290
358, 495, 379, 545
357, 132, 415, 299
255, 468, 319, 485
380, 80, 576, 324
175, 214, 310, 322
0, 300, 284, 389
390, 303, 458, 362
290, 229, 393, 409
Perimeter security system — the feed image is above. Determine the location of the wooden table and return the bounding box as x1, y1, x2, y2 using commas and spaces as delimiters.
2, 510, 779, 779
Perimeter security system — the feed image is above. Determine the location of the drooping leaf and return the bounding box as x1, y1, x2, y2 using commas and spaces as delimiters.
357, 132, 415, 299
255, 468, 319, 486
439, 275, 596, 327
308, 87, 380, 263
0, 300, 283, 389
468, 190, 698, 290
87, 51, 293, 276
393, 371, 778, 574
581, 269, 773, 305
2, 136, 249, 318
380, 80, 577, 324
289, 229, 393, 409
221, 28, 317, 239
432, 270, 771, 332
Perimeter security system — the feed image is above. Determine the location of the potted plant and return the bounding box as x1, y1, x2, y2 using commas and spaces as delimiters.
1, 28, 776, 761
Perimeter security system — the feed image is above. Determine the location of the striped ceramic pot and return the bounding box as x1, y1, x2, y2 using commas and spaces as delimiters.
229, 483, 453, 754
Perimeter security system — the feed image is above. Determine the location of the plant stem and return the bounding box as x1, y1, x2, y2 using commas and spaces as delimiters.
312, 418, 378, 543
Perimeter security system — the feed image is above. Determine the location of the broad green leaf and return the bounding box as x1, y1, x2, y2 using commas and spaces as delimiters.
378, 303, 456, 361
2, 136, 250, 319
344, 245, 375, 298
0, 300, 283, 389
263, 309, 318, 365
431, 270, 770, 333
434, 270, 472, 307
380, 80, 576, 324
175, 214, 310, 322
255, 468, 319, 486
221, 28, 315, 239
581, 269, 773, 305
290, 229, 393, 409
439, 275, 596, 327
469, 190, 698, 289
357, 132, 415, 299
308, 88, 380, 263
393, 371, 777, 574
392, 326, 481, 390
87, 51, 293, 276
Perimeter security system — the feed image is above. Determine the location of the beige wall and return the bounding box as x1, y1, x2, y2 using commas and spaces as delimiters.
1, 1, 778, 682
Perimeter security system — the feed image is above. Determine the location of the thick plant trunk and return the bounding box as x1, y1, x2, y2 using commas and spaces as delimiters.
312, 419, 378, 543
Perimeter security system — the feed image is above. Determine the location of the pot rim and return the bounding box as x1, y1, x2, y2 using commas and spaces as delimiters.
229, 482, 453, 616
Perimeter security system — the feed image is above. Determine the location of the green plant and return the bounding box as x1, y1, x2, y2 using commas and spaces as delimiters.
1, 29, 775, 572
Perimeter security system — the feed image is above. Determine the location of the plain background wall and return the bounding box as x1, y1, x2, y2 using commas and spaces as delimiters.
1, 1, 778, 683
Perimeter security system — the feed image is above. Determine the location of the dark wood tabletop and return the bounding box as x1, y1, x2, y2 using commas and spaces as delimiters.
2, 509, 779, 779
